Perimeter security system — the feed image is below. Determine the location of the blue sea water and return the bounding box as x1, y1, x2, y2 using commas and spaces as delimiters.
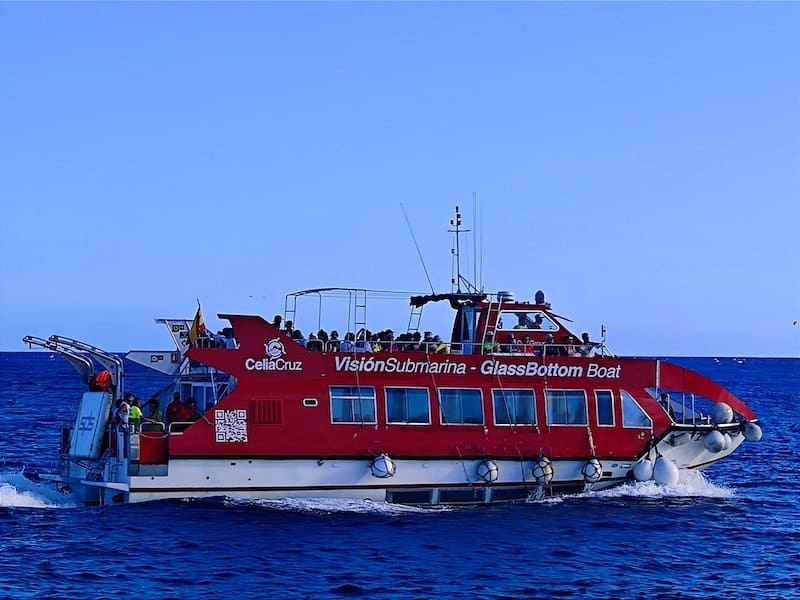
1, 353, 798, 600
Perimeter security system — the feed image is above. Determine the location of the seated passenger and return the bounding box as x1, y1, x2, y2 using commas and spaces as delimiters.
306, 333, 323, 352
422, 331, 435, 353
355, 329, 373, 352
340, 332, 355, 352
291, 329, 306, 347
532, 314, 544, 329
565, 335, 581, 357
434, 335, 449, 354
521, 335, 535, 354
543, 333, 561, 357
482, 332, 500, 354
328, 330, 341, 352
501, 334, 516, 353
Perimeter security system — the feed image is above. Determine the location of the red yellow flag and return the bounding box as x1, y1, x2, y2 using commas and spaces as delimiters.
189, 303, 206, 346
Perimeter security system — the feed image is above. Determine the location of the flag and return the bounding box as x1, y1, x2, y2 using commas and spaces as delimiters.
189, 302, 206, 346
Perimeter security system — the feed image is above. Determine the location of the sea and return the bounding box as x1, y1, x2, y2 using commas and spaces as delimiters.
0, 353, 798, 600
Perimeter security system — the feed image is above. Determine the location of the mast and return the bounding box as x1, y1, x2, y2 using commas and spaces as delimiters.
449, 205, 478, 294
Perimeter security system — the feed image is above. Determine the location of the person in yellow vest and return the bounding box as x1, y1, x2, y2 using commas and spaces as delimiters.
433, 335, 449, 354
128, 396, 143, 432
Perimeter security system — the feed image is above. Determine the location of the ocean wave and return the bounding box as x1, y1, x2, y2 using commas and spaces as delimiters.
0, 470, 76, 509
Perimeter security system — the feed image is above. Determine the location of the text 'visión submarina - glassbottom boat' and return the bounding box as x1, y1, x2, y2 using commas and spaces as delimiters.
26, 207, 762, 506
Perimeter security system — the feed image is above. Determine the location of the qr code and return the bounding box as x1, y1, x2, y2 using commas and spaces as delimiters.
214, 409, 248, 443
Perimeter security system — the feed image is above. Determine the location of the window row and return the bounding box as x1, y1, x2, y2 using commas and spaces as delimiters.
329, 386, 652, 428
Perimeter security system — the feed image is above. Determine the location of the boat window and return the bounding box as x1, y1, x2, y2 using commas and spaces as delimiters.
386, 388, 430, 424
621, 390, 653, 428
496, 310, 558, 332
439, 389, 483, 425
595, 390, 614, 426
492, 389, 536, 425
329, 386, 376, 424
545, 389, 588, 425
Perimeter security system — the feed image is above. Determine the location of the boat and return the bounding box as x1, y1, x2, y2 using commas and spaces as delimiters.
25, 207, 762, 506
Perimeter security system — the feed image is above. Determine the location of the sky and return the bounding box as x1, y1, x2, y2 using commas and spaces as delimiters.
1, 3, 798, 357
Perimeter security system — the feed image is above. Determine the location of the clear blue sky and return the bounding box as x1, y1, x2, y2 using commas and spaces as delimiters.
2, 3, 798, 357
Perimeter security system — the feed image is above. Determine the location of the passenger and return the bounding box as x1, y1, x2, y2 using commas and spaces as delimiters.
291, 329, 306, 347
142, 398, 163, 431
501, 334, 516, 353
223, 327, 237, 349
180, 397, 198, 422
166, 391, 182, 425
370, 333, 382, 353
129, 397, 143, 432
306, 333, 323, 352
565, 335, 580, 357
532, 314, 544, 329
213, 329, 227, 348
382, 330, 397, 352
328, 330, 341, 352
422, 331, 435, 353
355, 329, 372, 352
410, 331, 422, 352
434, 335, 449, 354
340, 332, 355, 352
113, 398, 130, 428
579, 332, 599, 357
317, 329, 330, 350
272, 314, 283, 329
521, 335, 535, 354
283, 320, 294, 337
659, 392, 676, 418
543, 333, 559, 357
482, 331, 500, 354
514, 315, 528, 329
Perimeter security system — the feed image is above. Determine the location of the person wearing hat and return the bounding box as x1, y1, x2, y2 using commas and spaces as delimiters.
532, 314, 544, 329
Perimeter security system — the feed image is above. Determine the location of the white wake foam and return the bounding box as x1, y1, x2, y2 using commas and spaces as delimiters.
584, 469, 734, 500
0, 471, 76, 509
226, 496, 452, 515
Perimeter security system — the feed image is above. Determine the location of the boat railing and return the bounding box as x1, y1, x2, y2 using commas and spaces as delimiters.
293, 339, 608, 357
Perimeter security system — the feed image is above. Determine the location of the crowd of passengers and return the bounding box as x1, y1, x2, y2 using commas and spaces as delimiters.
270, 315, 600, 357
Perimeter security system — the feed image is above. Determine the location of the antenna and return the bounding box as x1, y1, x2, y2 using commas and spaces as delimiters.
450, 206, 465, 292
401, 203, 436, 294
449, 205, 480, 294
472, 192, 478, 291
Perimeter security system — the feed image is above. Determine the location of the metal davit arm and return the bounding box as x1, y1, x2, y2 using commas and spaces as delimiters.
46, 335, 125, 397
23, 335, 94, 384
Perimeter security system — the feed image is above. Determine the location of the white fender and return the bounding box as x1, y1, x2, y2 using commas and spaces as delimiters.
743, 422, 763, 442
477, 459, 499, 483
633, 458, 654, 482
532, 457, 553, 485
710, 402, 733, 424
370, 453, 396, 478
653, 457, 679, 486
703, 430, 726, 453
581, 458, 603, 484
